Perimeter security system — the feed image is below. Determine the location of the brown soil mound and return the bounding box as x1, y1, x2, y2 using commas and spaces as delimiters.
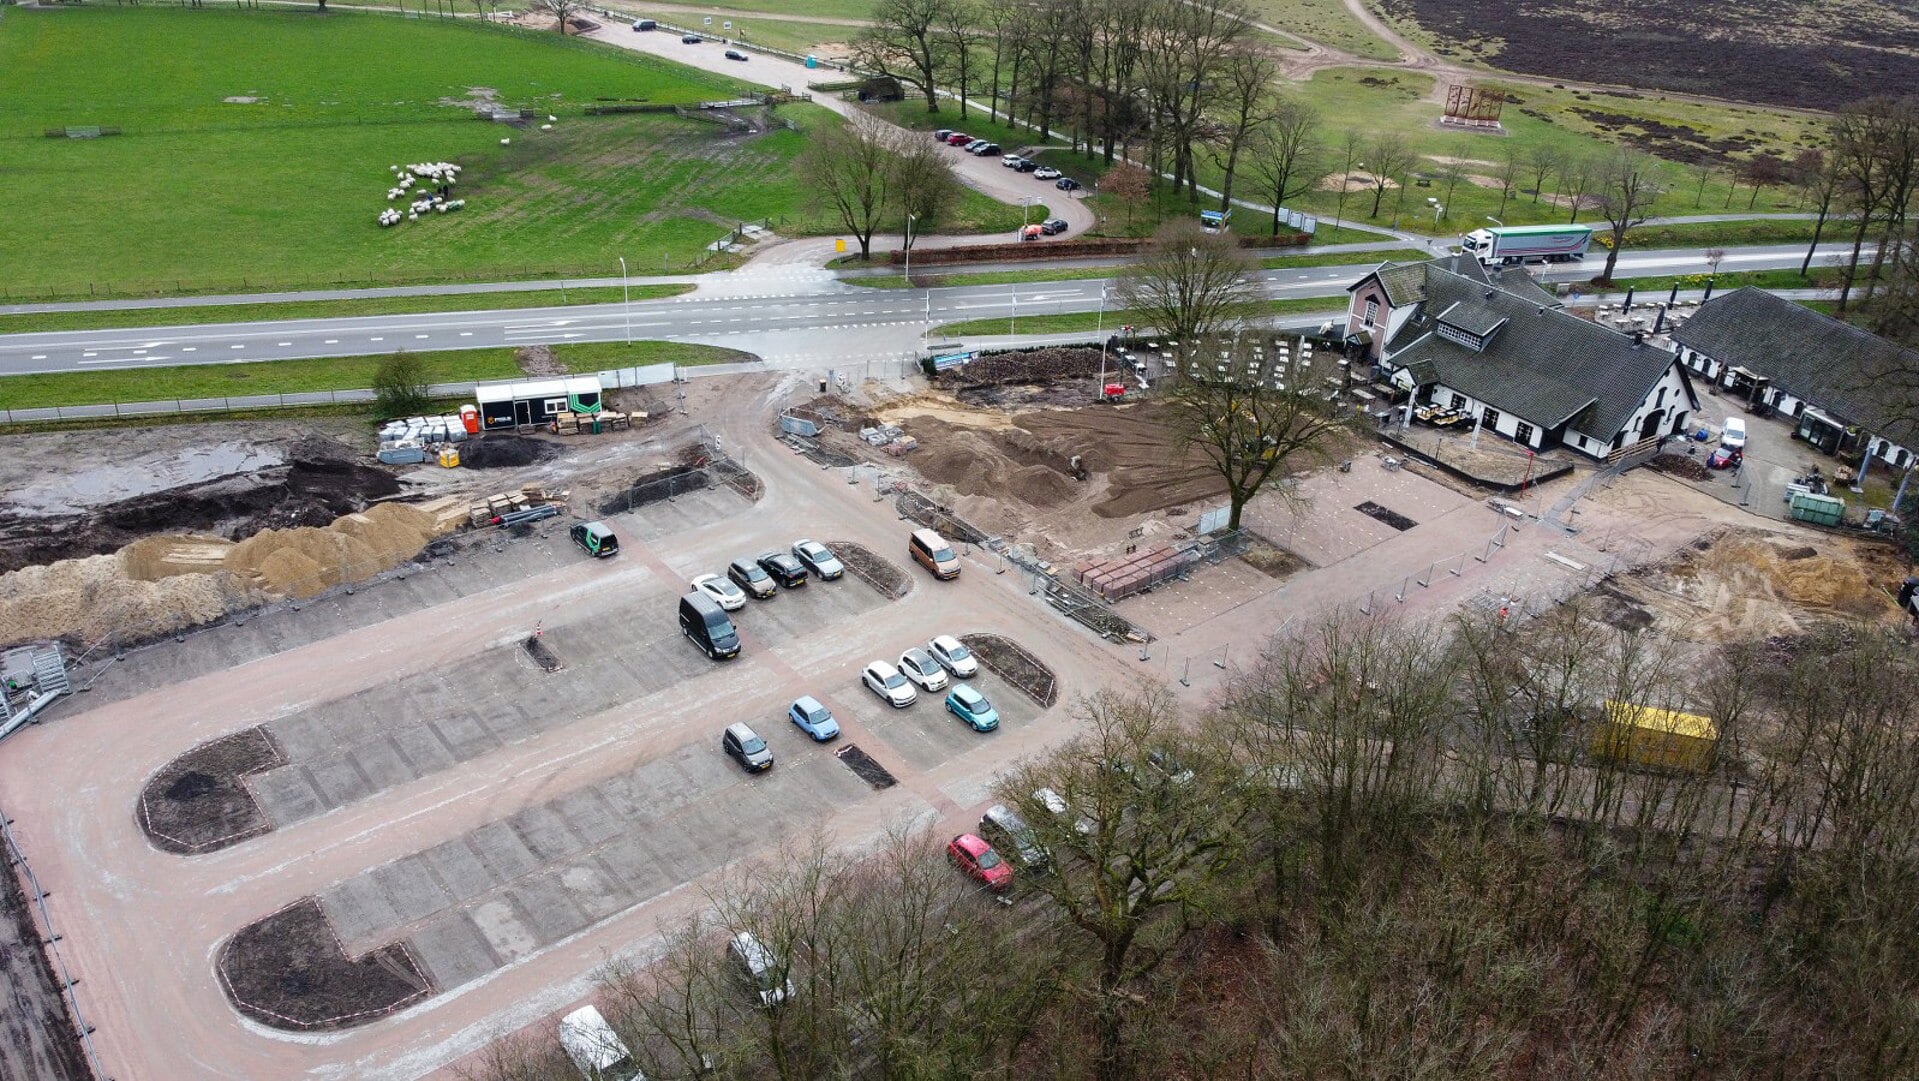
907, 417, 1081, 507
121, 535, 235, 581
218, 897, 432, 1031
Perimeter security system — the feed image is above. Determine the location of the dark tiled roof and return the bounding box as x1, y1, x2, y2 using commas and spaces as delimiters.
1436, 300, 1508, 338
1490, 267, 1563, 309
1672, 287, 1919, 446
1383, 262, 1677, 437
1373, 261, 1429, 306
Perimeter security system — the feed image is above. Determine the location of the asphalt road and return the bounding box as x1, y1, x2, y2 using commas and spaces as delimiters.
0, 243, 1847, 378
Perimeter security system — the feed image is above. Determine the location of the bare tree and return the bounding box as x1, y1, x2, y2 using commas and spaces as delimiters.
980, 0, 1020, 122
1100, 161, 1154, 231
1165, 332, 1349, 531
1331, 128, 1362, 229
1207, 45, 1281, 214
531, 0, 579, 34
1793, 147, 1843, 276
1244, 101, 1323, 237
1560, 154, 1596, 223
937, 0, 982, 120
1592, 149, 1666, 282
855, 0, 953, 113
799, 114, 894, 259
1116, 219, 1264, 344
1691, 160, 1717, 208
1492, 147, 1521, 220
1000, 687, 1253, 1081
1364, 133, 1414, 219
1137, 0, 1254, 200
1525, 145, 1560, 204
886, 126, 962, 249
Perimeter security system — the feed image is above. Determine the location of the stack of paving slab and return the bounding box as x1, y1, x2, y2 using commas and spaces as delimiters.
378, 414, 471, 465
1071, 544, 1194, 601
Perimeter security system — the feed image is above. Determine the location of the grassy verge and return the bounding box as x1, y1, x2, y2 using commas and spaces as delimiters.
934, 298, 1342, 336
1613, 268, 1831, 292
858, 99, 1063, 156
1260, 247, 1431, 270
845, 247, 1427, 289
1609, 219, 1830, 249
0, 285, 690, 335
0, 341, 749, 411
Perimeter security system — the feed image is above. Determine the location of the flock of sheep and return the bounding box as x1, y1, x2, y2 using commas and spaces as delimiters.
376, 161, 467, 228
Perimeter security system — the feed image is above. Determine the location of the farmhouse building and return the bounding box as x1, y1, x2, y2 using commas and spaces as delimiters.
1670, 287, 1919, 470
1346, 257, 1697, 460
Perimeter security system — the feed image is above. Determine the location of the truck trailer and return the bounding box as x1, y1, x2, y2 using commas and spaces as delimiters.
1462, 224, 1593, 266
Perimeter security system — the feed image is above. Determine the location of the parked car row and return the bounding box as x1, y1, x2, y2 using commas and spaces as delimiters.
679, 540, 845, 659
859, 638, 997, 729
928, 129, 1081, 190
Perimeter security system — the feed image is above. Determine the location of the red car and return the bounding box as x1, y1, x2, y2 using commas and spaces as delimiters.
944, 131, 973, 146
947, 833, 1013, 892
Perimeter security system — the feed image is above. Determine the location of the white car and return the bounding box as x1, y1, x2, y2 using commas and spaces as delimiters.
862, 661, 918, 708
1000, 153, 1024, 167
691, 573, 746, 611
927, 634, 979, 678
1033, 166, 1061, 180
1034, 786, 1096, 835
897, 648, 949, 693
1721, 417, 1747, 449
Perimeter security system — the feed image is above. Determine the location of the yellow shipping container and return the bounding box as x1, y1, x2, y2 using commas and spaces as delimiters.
1593, 700, 1718, 773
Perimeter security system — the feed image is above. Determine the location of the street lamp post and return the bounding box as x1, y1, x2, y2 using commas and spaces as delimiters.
904, 213, 916, 282
617, 255, 631, 344
1096, 282, 1108, 389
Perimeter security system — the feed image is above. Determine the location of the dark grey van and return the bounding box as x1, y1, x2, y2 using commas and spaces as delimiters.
679, 591, 740, 659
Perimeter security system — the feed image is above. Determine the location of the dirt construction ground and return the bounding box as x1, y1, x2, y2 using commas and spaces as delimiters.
0, 366, 1908, 1080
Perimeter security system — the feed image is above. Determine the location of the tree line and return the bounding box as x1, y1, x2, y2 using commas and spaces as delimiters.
459, 605, 1919, 1081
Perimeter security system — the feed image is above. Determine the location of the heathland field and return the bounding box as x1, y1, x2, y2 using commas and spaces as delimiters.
0, 8, 1022, 298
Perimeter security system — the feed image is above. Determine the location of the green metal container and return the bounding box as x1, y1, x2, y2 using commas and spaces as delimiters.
1789, 491, 1846, 527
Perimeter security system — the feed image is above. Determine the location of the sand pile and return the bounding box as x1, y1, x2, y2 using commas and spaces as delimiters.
0, 498, 469, 649
0, 554, 239, 645
906, 417, 1080, 508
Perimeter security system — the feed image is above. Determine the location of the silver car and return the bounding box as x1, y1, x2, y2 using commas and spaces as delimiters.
927, 634, 979, 678
898, 647, 949, 692
791, 539, 845, 580
862, 661, 917, 708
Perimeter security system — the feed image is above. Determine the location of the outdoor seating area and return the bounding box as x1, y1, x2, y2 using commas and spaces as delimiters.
1413, 404, 1472, 428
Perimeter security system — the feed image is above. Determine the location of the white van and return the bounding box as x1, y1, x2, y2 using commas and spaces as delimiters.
728, 931, 794, 1007
558, 1005, 645, 1081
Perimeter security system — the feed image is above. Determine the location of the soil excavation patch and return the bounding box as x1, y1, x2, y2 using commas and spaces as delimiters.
523, 634, 564, 672
458, 435, 563, 469
1355, 501, 1417, 532
139, 727, 286, 854
962, 633, 1059, 707
0, 440, 399, 574
218, 897, 432, 1031
1646, 454, 1713, 482
833, 744, 898, 789
596, 460, 711, 515
826, 540, 909, 599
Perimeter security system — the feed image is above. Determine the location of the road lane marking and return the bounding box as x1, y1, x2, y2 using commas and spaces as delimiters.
324, 339, 339, 344
277, 342, 292, 346
182, 347, 195, 352
231, 344, 245, 349
29, 355, 46, 360
82, 351, 96, 357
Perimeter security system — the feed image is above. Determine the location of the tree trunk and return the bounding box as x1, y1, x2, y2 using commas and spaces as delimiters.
1838, 211, 1875, 313
1219, 144, 1241, 214
1602, 229, 1623, 281
1227, 487, 1249, 531
1801, 203, 1830, 275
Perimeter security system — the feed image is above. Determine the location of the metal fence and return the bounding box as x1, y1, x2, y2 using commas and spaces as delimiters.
0, 814, 114, 1081
1, 365, 681, 425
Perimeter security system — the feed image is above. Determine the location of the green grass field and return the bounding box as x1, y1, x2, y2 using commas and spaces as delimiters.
1, 341, 746, 411
0, 285, 689, 335
1608, 219, 1830, 249
1243, 0, 1402, 60
934, 297, 1342, 336
0, 8, 1023, 299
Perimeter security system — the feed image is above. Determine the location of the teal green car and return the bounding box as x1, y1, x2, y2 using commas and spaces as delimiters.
945, 684, 999, 732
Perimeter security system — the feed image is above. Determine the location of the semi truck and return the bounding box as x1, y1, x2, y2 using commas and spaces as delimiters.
1461, 223, 1593, 266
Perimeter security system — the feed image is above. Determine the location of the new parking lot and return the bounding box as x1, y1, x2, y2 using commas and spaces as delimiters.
0, 414, 1126, 1080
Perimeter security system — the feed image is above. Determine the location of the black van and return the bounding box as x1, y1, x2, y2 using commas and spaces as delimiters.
680, 591, 741, 660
